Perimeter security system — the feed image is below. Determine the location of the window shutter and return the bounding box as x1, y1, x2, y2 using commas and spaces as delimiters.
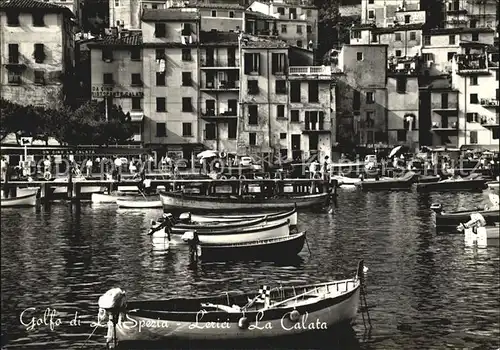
272, 53, 277, 74
244, 53, 251, 74
256, 53, 261, 75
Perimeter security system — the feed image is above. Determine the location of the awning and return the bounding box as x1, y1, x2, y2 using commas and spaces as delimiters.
460, 144, 500, 152
130, 112, 144, 122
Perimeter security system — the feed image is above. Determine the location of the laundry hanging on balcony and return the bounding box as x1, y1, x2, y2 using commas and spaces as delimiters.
156, 59, 165, 73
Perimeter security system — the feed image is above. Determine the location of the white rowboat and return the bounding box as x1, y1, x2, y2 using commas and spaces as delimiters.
0, 192, 37, 207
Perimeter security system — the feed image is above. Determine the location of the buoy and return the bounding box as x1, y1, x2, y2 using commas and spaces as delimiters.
238, 317, 249, 329
220, 175, 227, 180
239, 175, 246, 180
289, 310, 300, 322
230, 176, 237, 180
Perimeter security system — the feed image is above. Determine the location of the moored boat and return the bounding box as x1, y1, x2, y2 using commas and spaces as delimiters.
197, 231, 307, 262
431, 202, 499, 230
96, 261, 364, 347
0, 192, 37, 207
331, 176, 361, 187
116, 197, 162, 209
357, 172, 417, 191
416, 178, 488, 192
159, 191, 329, 212
487, 180, 499, 189
52, 177, 103, 194
187, 207, 297, 225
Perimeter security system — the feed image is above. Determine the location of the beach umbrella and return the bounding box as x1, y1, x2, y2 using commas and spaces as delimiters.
196, 150, 218, 159
389, 145, 403, 158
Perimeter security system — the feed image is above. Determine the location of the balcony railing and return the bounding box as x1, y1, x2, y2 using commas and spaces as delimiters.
388, 56, 420, 74
201, 59, 239, 68
455, 54, 488, 73
480, 98, 499, 107
480, 116, 499, 127
202, 80, 239, 90
302, 122, 331, 133
289, 66, 332, 75
431, 121, 459, 131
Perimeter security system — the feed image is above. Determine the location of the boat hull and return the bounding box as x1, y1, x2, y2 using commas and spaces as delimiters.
417, 179, 488, 192
160, 192, 328, 212
434, 209, 499, 230
53, 185, 102, 194
199, 232, 306, 261
189, 209, 297, 227
106, 282, 360, 345
116, 198, 162, 209
0, 192, 37, 207
357, 172, 417, 191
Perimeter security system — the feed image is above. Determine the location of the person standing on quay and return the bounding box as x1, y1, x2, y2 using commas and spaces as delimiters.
113, 156, 122, 182
85, 158, 93, 178
1, 157, 7, 182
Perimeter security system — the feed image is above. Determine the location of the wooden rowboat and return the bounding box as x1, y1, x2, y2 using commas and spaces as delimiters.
198, 231, 306, 261
416, 178, 488, 192
159, 191, 328, 212
0, 192, 37, 207
97, 261, 364, 347
187, 207, 297, 224
357, 172, 417, 191
156, 219, 291, 245
116, 197, 162, 209
431, 203, 499, 230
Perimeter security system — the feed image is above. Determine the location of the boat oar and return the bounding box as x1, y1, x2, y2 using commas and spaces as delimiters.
138, 187, 147, 200
305, 235, 312, 256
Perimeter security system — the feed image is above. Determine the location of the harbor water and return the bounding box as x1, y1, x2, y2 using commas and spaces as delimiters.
1, 190, 499, 349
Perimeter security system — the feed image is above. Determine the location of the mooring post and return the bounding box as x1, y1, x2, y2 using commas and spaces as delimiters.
42, 182, 51, 204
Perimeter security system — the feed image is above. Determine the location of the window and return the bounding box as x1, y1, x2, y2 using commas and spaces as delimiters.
470, 19, 477, 28
290, 81, 301, 102
114, 0, 120, 6
102, 48, 113, 62
424, 35, 431, 45
131, 73, 142, 86
275, 80, 286, 94
496, 70, 499, 81
281, 24, 287, 33
248, 80, 259, 94
131, 97, 141, 110
211, 10, 217, 17
470, 130, 478, 144
296, 40, 303, 48
449, 35, 456, 45
397, 77, 407, 93
228, 121, 237, 139
33, 13, 44, 26
34, 44, 45, 63
356, 52, 363, 61
375, 131, 387, 143
156, 97, 166, 112
467, 112, 479, 122
8, 44, 19, 63
182, 72, 192, 86
368, 0, 374, 3
290, 110, 299, 122
366, 91, 374, 104
352, 30, 361, 39
395, 33, 402, 41
229, 11, 234, 18
308, 82, 319, 103
493, 128, 499, 140
156, 72, 165, 86
248, 105, 258, 125
34, 70, 44, 85
156, 49, 165, 60
182, 123, 192, 137
181, 23, 192, 36
156, 123, 166, 137
441, 93, 448, 108
182, 97, 192, 112
404, 15, 411, 24
152, 4, 157, 9
280, 133, 287, 139
277, 105, 285, 118
371, 33, 378, 42
182, 48, 191, 61
368, 10, 374, 19
307, 25, 312, 33
470, 93, 478, 104
244, 53, 260, 74
409, 32, 416, 41
249, 133, 256, 145
155, 23, 166, 37
471, 33, 479, 41
272, 53, 286, 74
470, 76, 478, 85
130, 48, 141, 60
365, 111, 374, 128
395, 50, 402, 57
297, 25, 302, 34
8, 71, 21, 84
103, 73, 113, 84
6, 11, 20, 26
205, 123, 216, 140
397, 130, 407, 141
353, 90, 360, 109
277, 7, 285, 15
447, 52, 456, 61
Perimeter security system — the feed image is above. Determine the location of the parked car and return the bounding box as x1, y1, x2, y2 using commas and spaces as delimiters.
237, 156, 262, 171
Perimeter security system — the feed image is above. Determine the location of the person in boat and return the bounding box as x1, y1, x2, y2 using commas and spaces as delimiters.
149, 213, 174, 236
188, 231, 200, 263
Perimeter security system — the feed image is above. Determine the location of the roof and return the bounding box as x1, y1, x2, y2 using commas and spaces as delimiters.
142, 9, 199, 21
245, 10, 276, 20
0, 0, 74, 17
171, 2, 245, 10
200, 31, 239, 46
372, 23, 425, 34
240, 34, 288, 48
87, 34, 142, 47
426, 27, 495, 35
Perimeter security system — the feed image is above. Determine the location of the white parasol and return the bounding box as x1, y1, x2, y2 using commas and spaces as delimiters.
196, 150, 218, 159
389, 145, 403, 158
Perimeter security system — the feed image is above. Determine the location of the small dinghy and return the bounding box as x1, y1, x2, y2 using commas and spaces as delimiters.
187, 207, 297, 224
196, 231, 307, 262
96, 261, 365, 347
458, 213, 500, 247
416, 177, 488, 192
0, 192, 37, 207
116, 197, 162, 209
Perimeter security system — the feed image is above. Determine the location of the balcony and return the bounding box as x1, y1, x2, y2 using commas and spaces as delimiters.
201, 59, 239, 69
201, 110, 238, 121
431, 120, 459, 133
480, 98, 500, 108
480, 115, 499, 128
387, 56, 420, 75
288, 66, 332, 80
432, 105, 458, 116
200, 80, 239, 92
302, 122, 332, 134
455, 54, 489, 75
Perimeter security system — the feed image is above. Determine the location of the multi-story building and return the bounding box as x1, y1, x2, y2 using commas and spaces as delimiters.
88, 32, 144, 143
360, 0, 420, 27
239, 34, 335, 160
44, 0, 81, 25
141, 9, 202, 158
443, 0, 498, 29
0, 0, 75, 109
173, 2, 245, 32
246, 0, 318, 50
110, 0, 142, 29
